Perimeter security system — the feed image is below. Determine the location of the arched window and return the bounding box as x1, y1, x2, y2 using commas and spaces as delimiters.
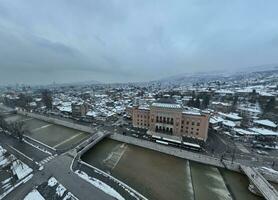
170, 118, 174, 124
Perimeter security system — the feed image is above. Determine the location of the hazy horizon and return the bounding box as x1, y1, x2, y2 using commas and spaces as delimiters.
1, 0, 278, 85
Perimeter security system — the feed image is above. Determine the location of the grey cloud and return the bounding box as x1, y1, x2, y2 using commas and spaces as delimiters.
0, 0, 278, 85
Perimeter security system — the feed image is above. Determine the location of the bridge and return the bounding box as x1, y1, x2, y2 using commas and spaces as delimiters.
240, 165, 278, 200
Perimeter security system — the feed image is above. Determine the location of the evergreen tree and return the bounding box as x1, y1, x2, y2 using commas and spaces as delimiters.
187, 98, 195, 107
194, 97, 201, 108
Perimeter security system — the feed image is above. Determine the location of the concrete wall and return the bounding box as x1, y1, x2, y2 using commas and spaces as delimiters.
110, 133, 241, 172
18, 111, 95, 134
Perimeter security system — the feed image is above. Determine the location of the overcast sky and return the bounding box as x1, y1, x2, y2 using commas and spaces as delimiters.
0, 0, 278, 85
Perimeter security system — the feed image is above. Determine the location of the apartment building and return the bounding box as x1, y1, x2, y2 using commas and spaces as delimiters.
71, 102, 89, 118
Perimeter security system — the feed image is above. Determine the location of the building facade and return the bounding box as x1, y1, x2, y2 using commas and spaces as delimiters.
132, 102, 210, 141
71, 102, 89, 118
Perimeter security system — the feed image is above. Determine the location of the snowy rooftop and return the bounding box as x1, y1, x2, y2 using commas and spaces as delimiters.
236, 88, 254, 93
86, 111, 98, 117
209, 116, 224, 124
259, 91, 274, 97
138, 105, 150, 110
211, 101, 231, 106
219, 112, 242, 120
182, 110, 201, 116
223, 120, 236, 127
254, 119, 277, 128
238, 107, 261, 113
233, 128, 257, 135
249, 128, 278, 136
215, 90, 235, 94
24, 189, 45, 200
152, 102, 182, 109
57, 106, 72, 113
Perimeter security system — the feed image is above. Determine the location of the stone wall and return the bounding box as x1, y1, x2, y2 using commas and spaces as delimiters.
110, 133, 241, 172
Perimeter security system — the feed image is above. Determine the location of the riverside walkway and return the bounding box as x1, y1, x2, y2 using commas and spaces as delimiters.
240, 165, 278, 200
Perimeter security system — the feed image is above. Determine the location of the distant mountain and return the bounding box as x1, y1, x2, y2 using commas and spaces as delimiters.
152, 64, 278, 86
46, 80, 102, 88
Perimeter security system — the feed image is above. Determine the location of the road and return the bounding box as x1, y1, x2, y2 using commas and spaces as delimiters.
3, 153, 114, 200
0, 131, 49, 163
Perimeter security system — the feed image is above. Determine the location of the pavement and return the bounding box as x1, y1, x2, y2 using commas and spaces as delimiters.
0, 130, 114, 200
3, 153, 114, 200
0, 131, 49, 163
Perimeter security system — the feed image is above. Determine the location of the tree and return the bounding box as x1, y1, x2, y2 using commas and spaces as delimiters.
187, 98, 195, 107
231, 96, 238, 112
191, 91, 196, 99
0, 114, 8, 130
6, 121, 24, 141
264, 98, 275, 114
17, 93, 33, 109
194, 97, 201, 108
202, 95, 210, 109
241, 113, 250, 128
0, 114, 25, 141
42, 90, 53, 109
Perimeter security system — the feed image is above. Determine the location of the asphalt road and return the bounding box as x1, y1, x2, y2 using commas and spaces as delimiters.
0, 131, 49, 162
3, 153, 114, 200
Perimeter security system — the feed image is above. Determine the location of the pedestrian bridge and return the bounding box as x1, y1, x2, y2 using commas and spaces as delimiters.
240, 165, 278, 200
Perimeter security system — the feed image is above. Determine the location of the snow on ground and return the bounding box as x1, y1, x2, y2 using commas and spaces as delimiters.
22, 138, 52, 155
63, 192, 77, 200
24, 189, 45, 200
11, 160, 33, 180
75, 170, 125, 200
56, 184, 66, 197
0, 145, 33, 200
48, 177, 58, 187
47, 177, 78, 199
0, 157, 9, 167
1, 177, 12, 185
0, 146, 7, 156
0, 174, 33, 200
260, 167, 278, 175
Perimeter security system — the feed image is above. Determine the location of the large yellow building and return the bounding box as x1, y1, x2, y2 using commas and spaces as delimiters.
132, 102, 210, 141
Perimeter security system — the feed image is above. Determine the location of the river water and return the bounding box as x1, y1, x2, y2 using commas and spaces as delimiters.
82, 139, 262, 200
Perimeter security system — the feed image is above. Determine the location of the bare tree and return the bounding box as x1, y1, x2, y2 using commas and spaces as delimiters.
0, 114, 8, 130
41, 89, 53, 110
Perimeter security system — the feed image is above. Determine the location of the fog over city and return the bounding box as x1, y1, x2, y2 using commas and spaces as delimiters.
1, 0, 278, 85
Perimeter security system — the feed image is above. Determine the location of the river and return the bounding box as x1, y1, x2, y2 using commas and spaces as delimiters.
82, 139, 262, 200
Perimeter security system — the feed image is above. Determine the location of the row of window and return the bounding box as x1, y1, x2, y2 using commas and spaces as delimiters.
181, 130, 199, 135
155, 126, 173, 133
155, 116, 174, 124
181, 120, 201, 126
136, 122, 149, 127
181, 127, 199, 131
137, 114, 150, 119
